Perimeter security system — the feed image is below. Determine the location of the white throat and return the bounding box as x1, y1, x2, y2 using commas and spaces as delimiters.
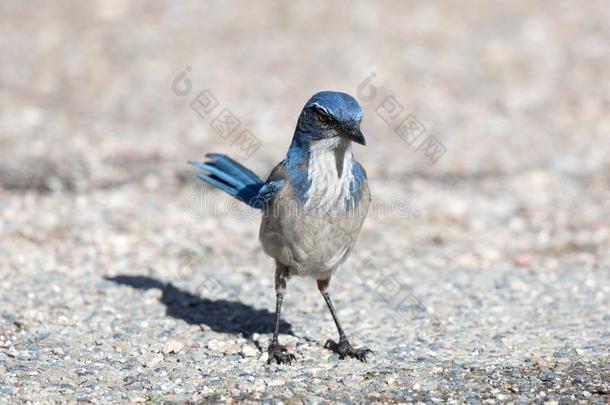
304, 138, 355, 211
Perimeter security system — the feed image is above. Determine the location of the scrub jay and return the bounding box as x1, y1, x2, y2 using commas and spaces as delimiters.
189, 91, 371, 364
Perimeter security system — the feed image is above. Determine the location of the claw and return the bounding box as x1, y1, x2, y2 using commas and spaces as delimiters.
324, 339, 336, 350
324, 339, 373, 362
267, 342, 296, 365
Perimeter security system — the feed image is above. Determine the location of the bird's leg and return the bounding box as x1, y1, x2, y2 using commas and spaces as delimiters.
268, 266, 296, 365
318, 279, 373, 362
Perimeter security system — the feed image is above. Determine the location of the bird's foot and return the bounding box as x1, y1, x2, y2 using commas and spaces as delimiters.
324, 338, 373, 362
267, 341, 296, 365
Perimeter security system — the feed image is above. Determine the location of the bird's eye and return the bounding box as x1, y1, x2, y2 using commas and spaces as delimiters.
315, 109, 332, 125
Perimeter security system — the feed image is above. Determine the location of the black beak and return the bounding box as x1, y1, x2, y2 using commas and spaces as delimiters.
345, 124, 366, 146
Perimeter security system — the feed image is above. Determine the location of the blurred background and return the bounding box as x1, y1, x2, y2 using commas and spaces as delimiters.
0, 1, 608, 402
2, 0, 608, 263
2, 1, 609, 187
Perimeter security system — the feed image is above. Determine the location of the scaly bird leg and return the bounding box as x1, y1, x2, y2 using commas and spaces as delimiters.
268, 266, 296, 365
318, 279, 373, 362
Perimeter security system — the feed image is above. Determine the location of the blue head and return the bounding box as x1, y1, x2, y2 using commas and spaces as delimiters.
291, 91, 366, 149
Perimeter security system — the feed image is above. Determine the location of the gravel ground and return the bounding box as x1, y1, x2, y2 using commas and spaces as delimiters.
1, 1, 609, 403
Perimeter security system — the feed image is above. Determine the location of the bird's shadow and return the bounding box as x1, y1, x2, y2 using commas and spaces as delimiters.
104, 275, 292, 339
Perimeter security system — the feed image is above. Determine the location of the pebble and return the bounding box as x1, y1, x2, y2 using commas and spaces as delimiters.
142, 354, 163, 368
237, 381, 255, 392
385, 375, 397, 385
258, 352, 269, 364
266, 379, 285, 387
223, 344, 240, 355
241, 345, 259, 357
206, 339, 231, 352
162, 339, 185, 355
143, 288, 163, 300
539, 369, 554, 382
252, 380, 266, 392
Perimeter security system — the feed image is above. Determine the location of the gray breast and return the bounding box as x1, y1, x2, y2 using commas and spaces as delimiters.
259, 167, 369, 278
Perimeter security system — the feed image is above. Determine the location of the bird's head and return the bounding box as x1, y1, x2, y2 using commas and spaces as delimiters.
292, 91, 366, 149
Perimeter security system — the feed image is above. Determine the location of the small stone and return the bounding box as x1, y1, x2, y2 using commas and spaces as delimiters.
279, 334, 299, 348
207, 339, 227, 352
385, 375, 397, 385
237, 381, 254, 392
267, 379, 285, 387
224, 344, 240, 355
143, 354, 163, 368
252, 380, 266, 392
52, 348, 65, 356
57, 315, 70, 325
308, 368, 320, 376
538, 369, 554, 382
13, 320, 26, 329
144, 288, 163, 300
241, 345, 259, 357
342, 376, 363, 387
162, 339, 185, 355
513, 254, 530, 267
412, 382, 421, 391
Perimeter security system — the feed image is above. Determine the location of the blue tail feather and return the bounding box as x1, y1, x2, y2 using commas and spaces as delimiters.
188, 154, 264, 209
205, 153, 261, 185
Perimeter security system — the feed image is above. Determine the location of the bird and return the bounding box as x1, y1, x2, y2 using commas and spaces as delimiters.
188, 91, 372, 364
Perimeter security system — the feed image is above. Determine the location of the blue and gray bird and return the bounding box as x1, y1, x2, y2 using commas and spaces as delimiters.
188, 91, 371, 364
